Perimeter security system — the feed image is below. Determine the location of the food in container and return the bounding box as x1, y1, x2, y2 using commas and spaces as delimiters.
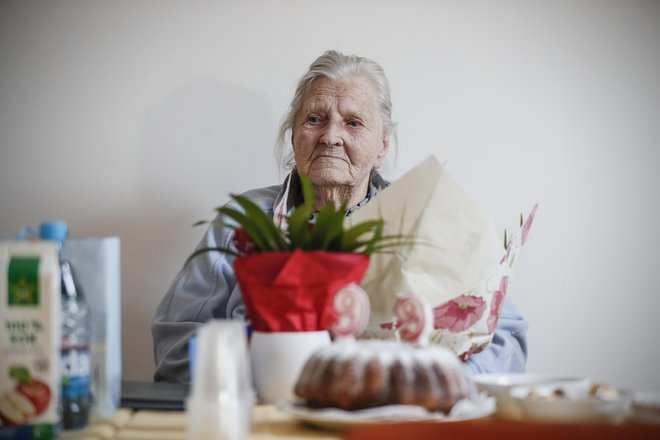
509, 382, 631, 423
472, 373, 591, 420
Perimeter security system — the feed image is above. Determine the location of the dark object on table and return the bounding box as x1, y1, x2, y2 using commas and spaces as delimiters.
120, 380, 189, 411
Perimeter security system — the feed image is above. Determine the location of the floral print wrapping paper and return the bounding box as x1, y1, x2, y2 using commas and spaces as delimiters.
346, 155, 537, 361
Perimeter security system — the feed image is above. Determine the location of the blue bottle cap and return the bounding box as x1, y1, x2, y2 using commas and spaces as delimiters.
39, 220, 69, 242
188, 336, 197, 385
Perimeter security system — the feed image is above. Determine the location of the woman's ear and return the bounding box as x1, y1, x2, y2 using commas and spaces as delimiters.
375, 137, 390, 166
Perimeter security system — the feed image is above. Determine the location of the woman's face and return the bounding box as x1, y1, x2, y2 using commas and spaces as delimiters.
291, 76, 389, 192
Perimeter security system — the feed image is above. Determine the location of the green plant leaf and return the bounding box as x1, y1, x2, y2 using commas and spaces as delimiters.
232, 195, 288, 250
286, 174, 317, 250
218, 206, 270, 250
368, 240, 419, 254
299, 174, 315, 209
362, 220, 384, 256
310, 202, 345, 249
288, 203, 313, 250
341, 220, 383, 247
344, 234, 421, 254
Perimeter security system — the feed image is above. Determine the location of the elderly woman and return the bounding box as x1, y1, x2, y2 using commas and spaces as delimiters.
151, 50, 528, 383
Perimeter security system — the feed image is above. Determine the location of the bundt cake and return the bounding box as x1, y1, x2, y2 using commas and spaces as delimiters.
294, 339, 470, 413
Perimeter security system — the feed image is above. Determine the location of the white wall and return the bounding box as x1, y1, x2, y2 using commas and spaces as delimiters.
1, 1, 658, 390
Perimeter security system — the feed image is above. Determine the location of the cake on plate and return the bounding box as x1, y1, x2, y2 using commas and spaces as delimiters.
293, 339, 470, 413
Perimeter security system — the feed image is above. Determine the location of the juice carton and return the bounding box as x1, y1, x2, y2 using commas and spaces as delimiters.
0, 242, 61, 439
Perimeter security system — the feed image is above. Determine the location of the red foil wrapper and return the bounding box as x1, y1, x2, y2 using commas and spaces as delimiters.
234, 249, 370, 332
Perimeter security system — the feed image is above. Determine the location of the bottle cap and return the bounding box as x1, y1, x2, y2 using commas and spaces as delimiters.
39, 220, 69, 242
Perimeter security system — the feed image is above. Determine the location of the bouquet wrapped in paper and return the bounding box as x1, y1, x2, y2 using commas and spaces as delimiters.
347, 156, 537, 360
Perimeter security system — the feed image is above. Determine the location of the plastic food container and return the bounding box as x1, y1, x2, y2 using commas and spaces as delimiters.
509, 383, 631, 423
472, 373, 590, 420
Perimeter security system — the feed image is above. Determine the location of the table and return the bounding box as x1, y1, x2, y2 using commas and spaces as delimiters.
57, 404, 660, 440
57, 405, 341, 440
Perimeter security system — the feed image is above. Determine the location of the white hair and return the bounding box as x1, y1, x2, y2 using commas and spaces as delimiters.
275, 50, 398, 173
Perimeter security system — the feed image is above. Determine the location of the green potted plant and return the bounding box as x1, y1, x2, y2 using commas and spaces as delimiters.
189, 174, 410, 332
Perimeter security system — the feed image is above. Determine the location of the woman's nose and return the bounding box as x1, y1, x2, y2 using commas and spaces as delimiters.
319, 122, 344, 147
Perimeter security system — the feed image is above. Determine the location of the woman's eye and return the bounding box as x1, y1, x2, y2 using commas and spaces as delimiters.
306, 116, 320, 124
347, 120, 362, 128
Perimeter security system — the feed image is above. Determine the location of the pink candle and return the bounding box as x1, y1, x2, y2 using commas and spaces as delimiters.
331, 283, 370, 339
394, 292, 433, 346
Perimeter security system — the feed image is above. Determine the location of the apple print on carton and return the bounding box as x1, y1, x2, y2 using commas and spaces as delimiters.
0, 366, 51, 426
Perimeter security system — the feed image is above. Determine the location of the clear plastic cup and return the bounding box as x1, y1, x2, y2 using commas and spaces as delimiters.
186, 320, 254, 440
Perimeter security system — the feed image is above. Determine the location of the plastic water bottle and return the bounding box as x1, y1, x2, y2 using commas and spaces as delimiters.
39, 221, 92, 430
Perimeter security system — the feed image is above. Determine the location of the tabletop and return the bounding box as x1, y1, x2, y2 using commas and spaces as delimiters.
57, 405, 340, 440
57, 404, 660, 440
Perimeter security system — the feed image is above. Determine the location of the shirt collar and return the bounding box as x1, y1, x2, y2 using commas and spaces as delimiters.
272, 169, 389, 227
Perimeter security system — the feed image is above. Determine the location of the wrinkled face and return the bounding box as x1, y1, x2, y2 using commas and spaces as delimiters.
291, 76, 389, 191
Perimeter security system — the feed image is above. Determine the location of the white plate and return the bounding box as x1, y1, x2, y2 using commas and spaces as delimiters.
277, 394, 495, 431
